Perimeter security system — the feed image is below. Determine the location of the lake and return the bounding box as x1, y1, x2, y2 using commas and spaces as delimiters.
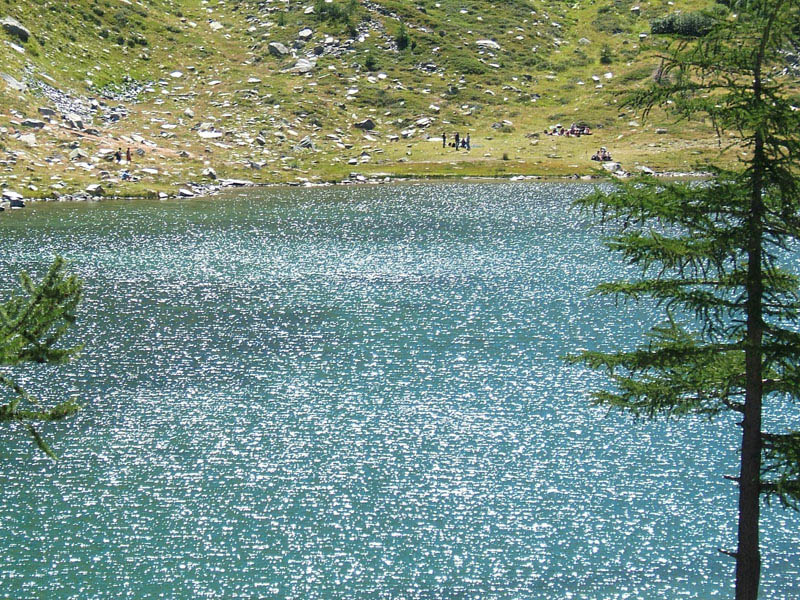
0, 182, 797, 599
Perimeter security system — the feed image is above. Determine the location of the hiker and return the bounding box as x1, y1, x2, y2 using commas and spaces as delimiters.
126, 147, 132, 163
466, 134, 470, 150
114, 148, 122, 163
454, 132, 460, 150
442, 132, 446, 148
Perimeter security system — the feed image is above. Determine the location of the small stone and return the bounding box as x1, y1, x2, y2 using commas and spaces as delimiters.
21, 119, 45, 129
86, 184, 104, 196
268, 42, 289, 57
19, 133, 36, 147
353, 118, 375, 130
178, 188, 195, 197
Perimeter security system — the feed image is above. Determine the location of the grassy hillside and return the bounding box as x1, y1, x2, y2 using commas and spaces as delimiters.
0, 0, 733, 198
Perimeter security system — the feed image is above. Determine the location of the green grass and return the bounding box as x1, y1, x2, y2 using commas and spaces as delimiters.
0, 0, 746, 197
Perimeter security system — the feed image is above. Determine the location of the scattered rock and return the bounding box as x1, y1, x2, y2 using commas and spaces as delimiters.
1, 16, 30, 42
19, 133, 36, 147
268, 42, 290, 57
656, 128, 668, 134
202, 167, 217, 180
290, 58, 316, 73
295, 136, 315, 150
21, 119, 45, 129
0, 72, 26, 92
475, 39, 501, 50
298, 28, 313, 41
178, 188, 195, 197
86, 183, 104, 196
63, 113, 85, 130
69, 148, 89, 160
354, 118, 375, 130
38, 107, 56, 118
2, 189, 24, 202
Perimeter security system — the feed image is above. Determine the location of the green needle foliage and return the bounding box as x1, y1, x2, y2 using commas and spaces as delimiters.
0, 257, 83, 459
569, 0, 800, 597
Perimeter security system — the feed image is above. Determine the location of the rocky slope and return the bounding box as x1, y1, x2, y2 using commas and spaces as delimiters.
0, 0, 727, 202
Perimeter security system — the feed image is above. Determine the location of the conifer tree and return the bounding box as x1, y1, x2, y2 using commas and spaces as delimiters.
569, 0, 800, 597
0, 257, 83, 459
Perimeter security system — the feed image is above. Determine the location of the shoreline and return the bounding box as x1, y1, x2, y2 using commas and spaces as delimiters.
1, 169, 711, 207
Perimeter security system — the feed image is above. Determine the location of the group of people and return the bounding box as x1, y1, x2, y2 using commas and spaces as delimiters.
545, 123, 592, 137
443, 132, 471, 150
591, 147, 613, 162
114, 147, 132, 163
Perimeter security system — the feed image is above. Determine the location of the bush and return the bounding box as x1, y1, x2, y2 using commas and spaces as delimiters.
449, 54, 486, 74
364, 53, 378, 71
599, 44, 613, 64
315, 0, 358, 23
650, 11, 714, 37
396, 22, 410, 50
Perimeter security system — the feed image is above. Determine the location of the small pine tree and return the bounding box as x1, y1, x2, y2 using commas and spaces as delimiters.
396, 23, 410, 51
0, 257, 83, 458
599, 44, 613, 64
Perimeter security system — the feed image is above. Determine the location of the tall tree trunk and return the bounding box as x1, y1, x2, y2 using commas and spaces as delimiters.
735, 50, 766, 598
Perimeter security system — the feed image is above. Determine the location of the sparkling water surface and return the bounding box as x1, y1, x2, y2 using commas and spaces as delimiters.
0, 182, 797, 599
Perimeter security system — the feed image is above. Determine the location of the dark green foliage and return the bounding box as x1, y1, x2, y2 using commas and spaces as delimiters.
396, 22, 410, 51
0, 257, 84, 458
314, 0, 358, 23
449, 54, 486, 75
650, 11, 713, 37
364, 52, 378, 72
570, 0, 800, 596
599, 44, 613, 64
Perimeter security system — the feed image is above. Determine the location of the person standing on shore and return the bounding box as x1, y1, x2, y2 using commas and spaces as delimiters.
454, 132, 460, 150
466, 134, 470, 151
442, 132, 446, 148
126, 147, 132, 163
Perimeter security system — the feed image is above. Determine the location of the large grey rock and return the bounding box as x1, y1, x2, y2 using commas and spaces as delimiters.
64, 113, 85, 130
202, 167, 217, 180
21, 119, 45, 129
86, 184, 104, 197
353, 118, 375, 131
0, 72, 26, 92
19, 133, 36, 147
268, 41, 289, 57
2, 189, 24, 202
295, 135, 314, 150
178, 188, 196, 197
475, 39, 501, 50
1, 17, 30, 42
69, 148, 89, 160
298, 28, 313, 41
290, 58, 315, 73
38, 107, 56, 118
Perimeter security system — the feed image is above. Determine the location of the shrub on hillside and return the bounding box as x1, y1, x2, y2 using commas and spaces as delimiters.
396, 23, 410, 50
315, 0, 358, 22
650, 11, 713, 37
449, 55, 486, 75
599, 44, 613, 64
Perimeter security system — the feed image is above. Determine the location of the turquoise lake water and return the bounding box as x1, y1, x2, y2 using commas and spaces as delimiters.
0, 182, 797, 599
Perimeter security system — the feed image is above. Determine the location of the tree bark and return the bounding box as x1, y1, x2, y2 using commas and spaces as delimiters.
735, 26, 768, 596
